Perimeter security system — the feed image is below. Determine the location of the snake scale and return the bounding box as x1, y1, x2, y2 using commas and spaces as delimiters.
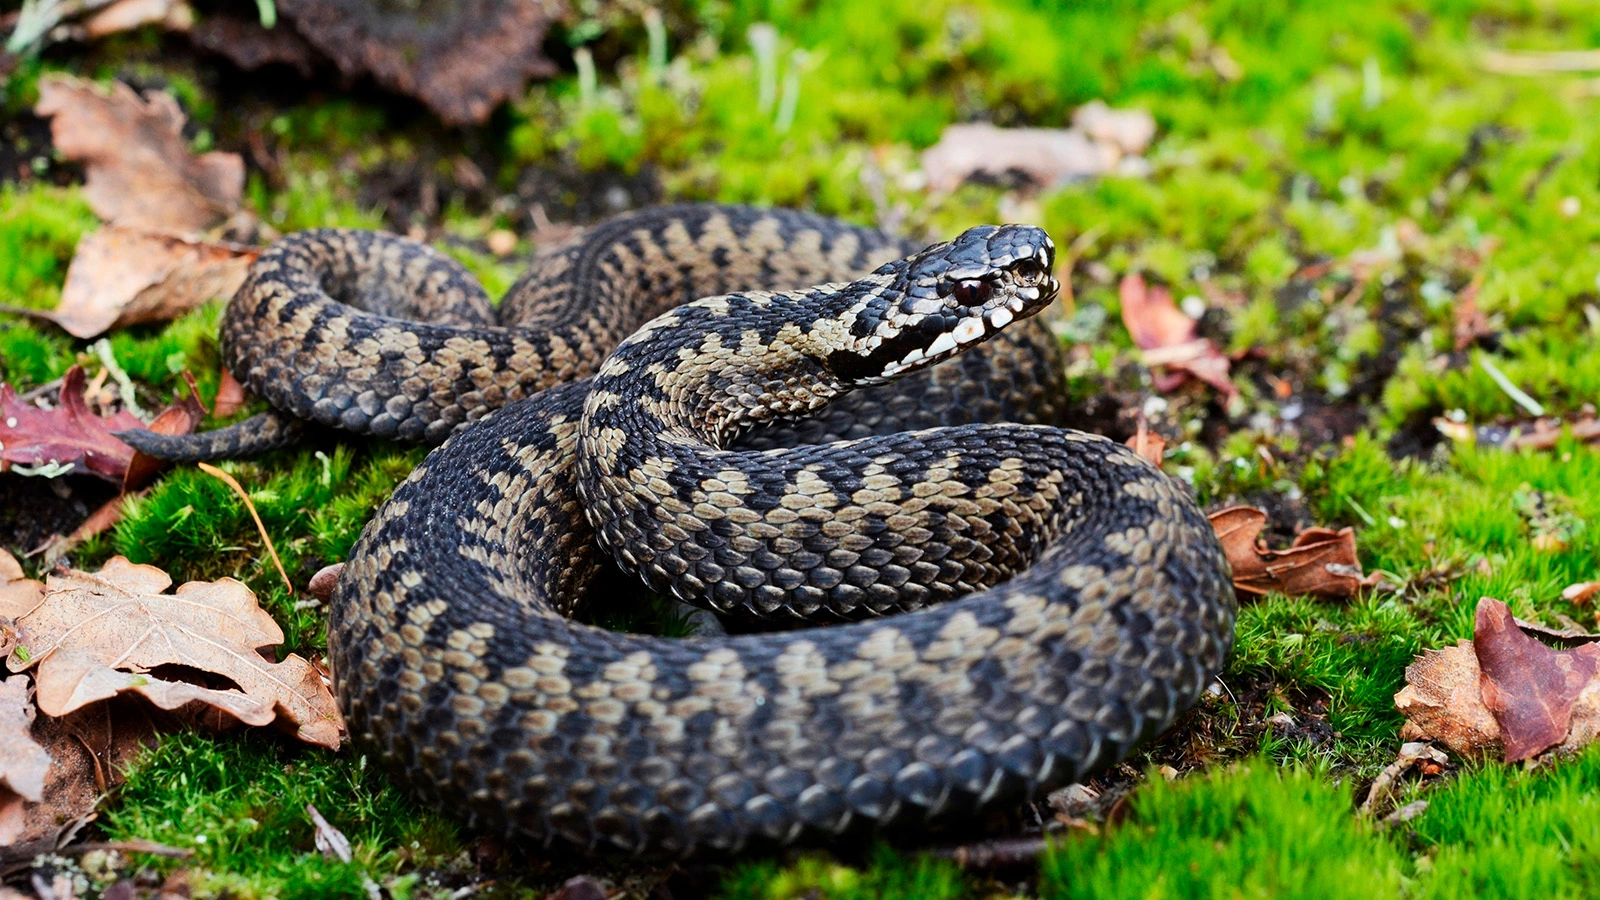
123, 205, 1236, 856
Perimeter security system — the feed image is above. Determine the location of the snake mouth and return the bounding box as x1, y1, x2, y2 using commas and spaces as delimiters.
828, 223, 1058, 384
876, 262, 1059, 380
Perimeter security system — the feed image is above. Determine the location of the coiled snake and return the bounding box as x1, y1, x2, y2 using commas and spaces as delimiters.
125, 206, 1235, 856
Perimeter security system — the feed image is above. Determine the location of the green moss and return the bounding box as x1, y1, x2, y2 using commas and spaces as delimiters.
101, 731, 464, 900
0, 184, 96, 311
4, 0, 1600, 893
110, 443, 423, 652
1042, 761, 1407, 899
720, 846, 967, 900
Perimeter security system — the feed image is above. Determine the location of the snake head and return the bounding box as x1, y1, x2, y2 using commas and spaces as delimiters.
829, 224, 1058, 384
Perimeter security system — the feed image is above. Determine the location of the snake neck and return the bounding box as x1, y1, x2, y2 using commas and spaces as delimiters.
589, 279, 913, 448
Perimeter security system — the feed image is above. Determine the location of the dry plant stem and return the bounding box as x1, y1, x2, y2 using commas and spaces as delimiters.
195, 462, 292, 595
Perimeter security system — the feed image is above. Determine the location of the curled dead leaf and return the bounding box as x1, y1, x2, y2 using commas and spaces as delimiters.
1119, 274, 1238, 398
1207, 506, 1374, 599
0, 678, 51, 806
0, 549, 44, 621
1124, 419, 1166, 466
5, 558, 342, 749
1476, 598, 1600, 762
921, 123, 1119, 194
1397, 598, 1600, 763
0, 366, 203, 488
30, 226, 258, 339
35, 74, 243, 233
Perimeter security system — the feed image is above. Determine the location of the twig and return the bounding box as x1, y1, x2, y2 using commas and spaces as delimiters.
60, 840, 194, 860
929, 836, 1050, 869
1482, 48, 1600, 75
1476, 355, 1546, 417
15, 376, 64, 405
196, 462, 293, 595
90, 339, 146, 419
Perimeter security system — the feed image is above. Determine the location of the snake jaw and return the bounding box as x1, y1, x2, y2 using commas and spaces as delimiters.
839, 224, 1059, 384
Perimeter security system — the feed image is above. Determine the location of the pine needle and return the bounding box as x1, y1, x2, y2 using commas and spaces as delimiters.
196, 462, 294, 596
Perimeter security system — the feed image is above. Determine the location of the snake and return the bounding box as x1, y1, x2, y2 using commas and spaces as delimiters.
122, 205, 1235, 856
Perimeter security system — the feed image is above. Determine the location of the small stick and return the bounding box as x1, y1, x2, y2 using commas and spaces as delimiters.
196, 462, 293, 595
929, 835, 1050, 869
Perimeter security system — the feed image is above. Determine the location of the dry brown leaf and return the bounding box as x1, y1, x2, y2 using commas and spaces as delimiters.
1119, 274, 1238, 398
83, 0, 194, 37
212, 368, 246, 419
1476, 598, 1600, 761
1564, 582, 1600, 604
0, 549, 44, 622
1207, 506, 1373, 599
921, 123, 1119, 193
274, 0, 562, 126
0, 679, 51, 807
1397, 598, 1600, 762
1396, 640, 1503, 757
5, 558, 342, 749
35, 74, 243, 233
1124, 419, 1167, 466
34, 226, 257, 339
0, 697, 162, 852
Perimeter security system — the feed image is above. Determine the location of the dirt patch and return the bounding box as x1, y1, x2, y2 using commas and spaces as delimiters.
0, 476, 118, 558
0, 112, 79, 188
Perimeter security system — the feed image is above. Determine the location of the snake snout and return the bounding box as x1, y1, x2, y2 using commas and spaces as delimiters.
861, 224, 1058, 382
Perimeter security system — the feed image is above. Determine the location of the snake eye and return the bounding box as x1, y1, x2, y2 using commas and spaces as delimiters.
952, 279, 993, 308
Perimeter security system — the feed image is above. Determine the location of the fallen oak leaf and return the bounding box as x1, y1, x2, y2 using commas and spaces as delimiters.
0, 549, 44, 621
0, 678, 51, 847
2, 549, 45, 660
34, 74, 243, 232
0, 695, 163, 854
1207, 506, 1376, 599
1119, 274, 1238, 398
7, 226, 258, 340
32, 650, 277, 727
5, 557, 342, 749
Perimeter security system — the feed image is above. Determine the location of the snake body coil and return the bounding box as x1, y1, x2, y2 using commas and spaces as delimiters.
136, 206, 1235, 856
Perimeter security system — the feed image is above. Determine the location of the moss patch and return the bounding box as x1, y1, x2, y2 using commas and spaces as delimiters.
0, 0, 1598, 895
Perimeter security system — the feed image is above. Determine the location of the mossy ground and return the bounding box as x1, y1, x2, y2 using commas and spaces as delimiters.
2, 0, 1599, 896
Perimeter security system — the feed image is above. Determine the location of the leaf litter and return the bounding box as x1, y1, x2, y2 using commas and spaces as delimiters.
1207, 506, 1378, 600
1118, 273, 1239, 398
4, 556, 341, 749
2, 75, 259, 340
0, 365, 204, 491
1397, 597, 1600, 763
